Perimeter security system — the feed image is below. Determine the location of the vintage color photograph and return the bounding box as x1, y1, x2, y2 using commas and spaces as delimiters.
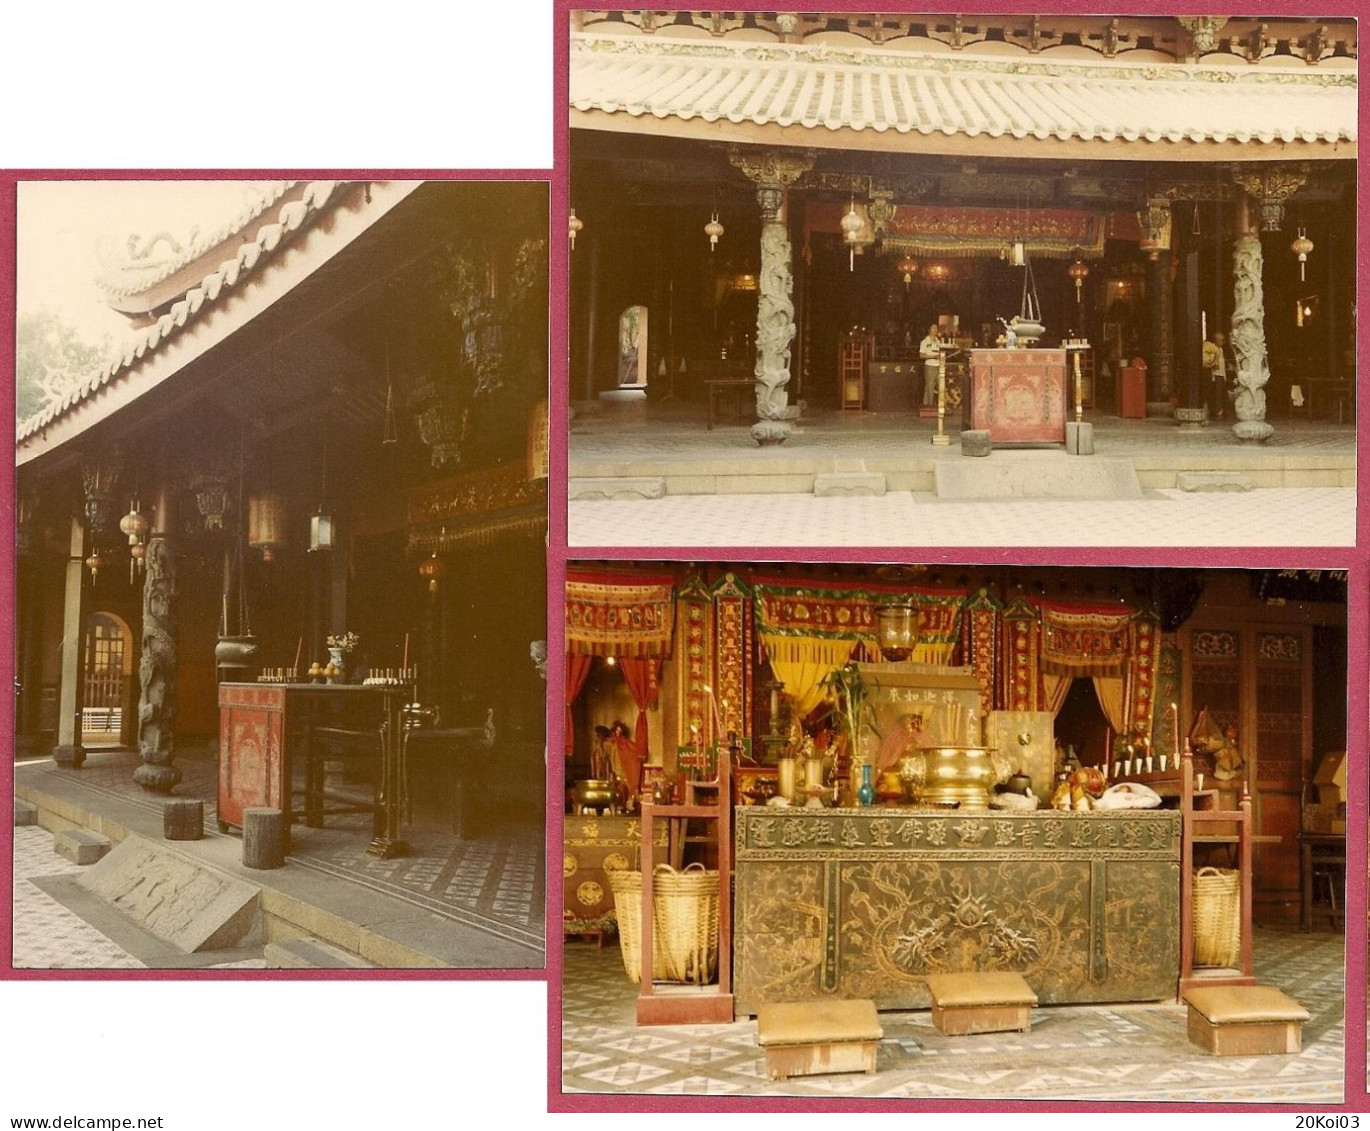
559, 560, 1348, 1103
13, 179, 549, 970
566, 10, 1356, 547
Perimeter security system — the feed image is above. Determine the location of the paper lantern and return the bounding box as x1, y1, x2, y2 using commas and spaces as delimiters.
247, 492, 288, 562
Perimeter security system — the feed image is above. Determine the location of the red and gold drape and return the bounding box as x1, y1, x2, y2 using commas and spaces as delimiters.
618, 657, 661, 758
564, 653, 593, 758
565, 571, 676, 658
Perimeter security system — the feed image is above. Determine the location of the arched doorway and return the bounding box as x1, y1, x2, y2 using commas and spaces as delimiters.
83, 612, 135, 749
616, 305, 649, 391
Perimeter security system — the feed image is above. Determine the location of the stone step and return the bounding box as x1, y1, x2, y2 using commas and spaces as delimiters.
54, 827, 111, 865
265, 938, 376, 969
813, 472, 886, 497
935, 456, 1143, 500
14, 798, 38, 827
1175, 471, 1254, 492
76, 834, 260, 952
568, 476, 666, 501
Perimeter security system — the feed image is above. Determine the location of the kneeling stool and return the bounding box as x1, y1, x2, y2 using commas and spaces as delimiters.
1183, 985, 1309, 1056
925, 971, 1037, 1036
756, 999, 882, 1081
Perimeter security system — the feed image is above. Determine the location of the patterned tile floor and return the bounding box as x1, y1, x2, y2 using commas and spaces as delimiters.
569, 487, 1354, 549
560, 926, 1345, 1103
11, 825, 148, 969
16, 748, 545, 954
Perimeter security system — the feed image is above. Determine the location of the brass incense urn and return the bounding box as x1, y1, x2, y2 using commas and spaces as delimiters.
572, 779, 616, 816
898, 746, 1008, 809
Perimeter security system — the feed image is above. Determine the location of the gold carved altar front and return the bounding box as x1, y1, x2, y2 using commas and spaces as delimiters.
734, 807, 1179, 1016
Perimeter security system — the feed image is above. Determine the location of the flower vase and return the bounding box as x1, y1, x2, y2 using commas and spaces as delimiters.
328, 646, 347, 683
857, 763, 875, 808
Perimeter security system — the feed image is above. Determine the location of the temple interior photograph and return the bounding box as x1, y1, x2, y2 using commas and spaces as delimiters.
12, 179, 549, 970
560, 560, 1347, 1102
566, 10, 1356, 548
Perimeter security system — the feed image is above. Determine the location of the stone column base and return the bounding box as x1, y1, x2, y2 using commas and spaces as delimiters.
752, 420, 792, 446
1233, 420, 1275, 443
1174, 407, 1207, 432
52, 744, 85, 769
1146, 401, 1175, 418
134, 762, 183, 792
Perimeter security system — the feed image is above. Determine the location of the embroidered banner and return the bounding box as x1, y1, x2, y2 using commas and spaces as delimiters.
806, 202, 1108, 260
1037, 599, 1135, 677
565, 571, 676, 658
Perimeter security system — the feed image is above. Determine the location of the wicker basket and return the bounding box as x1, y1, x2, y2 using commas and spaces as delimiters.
653, 863, 720, 986
1192, 866, 1241, 968
607, 865, 719, 985
607, 869, 668, 983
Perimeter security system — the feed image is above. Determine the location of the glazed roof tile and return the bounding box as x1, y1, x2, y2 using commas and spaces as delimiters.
17, 181, 341, 444
571, 34, 1356, 148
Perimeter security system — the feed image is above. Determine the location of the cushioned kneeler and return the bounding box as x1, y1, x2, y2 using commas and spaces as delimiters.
925, 971, 1038, 1036
1183, 985, 1309, 1056
756, 999, 882, 1081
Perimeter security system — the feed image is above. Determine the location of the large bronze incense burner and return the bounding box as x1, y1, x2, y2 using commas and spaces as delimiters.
898, 745, 1009, 809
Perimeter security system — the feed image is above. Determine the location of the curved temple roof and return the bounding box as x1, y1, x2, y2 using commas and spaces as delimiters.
571, 32, 1357, 159
17, 181, 345, 448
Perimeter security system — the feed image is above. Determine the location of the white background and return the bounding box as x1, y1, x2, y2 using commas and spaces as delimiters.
1, 3, 556, 1127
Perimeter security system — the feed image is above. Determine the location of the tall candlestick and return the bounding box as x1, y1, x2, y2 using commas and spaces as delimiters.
704, 685, 724, 741
1171, 702, 1180, 760
292, 637, 303, 679
402, 632, 410, 672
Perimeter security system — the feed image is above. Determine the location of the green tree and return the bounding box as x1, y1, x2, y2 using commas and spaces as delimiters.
15, 308, 111, 424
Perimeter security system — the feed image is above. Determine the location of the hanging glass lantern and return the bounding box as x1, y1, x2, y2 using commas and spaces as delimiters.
129, 542, 146, 583
1010, 240, 1026, 268
309, 511, 335, 552
1291, 228, 1314, 282
876, 601, 917, 662
1067, 259, 1090, 304
418, 553, 445, 594
897, 255, 918, 290
705, 211, 724, 252
840, 200, 867, 272
568, 208, 584, 251
247, 491, 288, 563
85, 549, 106, 584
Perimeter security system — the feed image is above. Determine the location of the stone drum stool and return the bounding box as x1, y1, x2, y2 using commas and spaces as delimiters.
756, 999, 883, 1081
1183, 985, 1310, 1056
925, 971, 1038, 1036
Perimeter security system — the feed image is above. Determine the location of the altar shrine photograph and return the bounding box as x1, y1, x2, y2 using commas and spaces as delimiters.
13, 179, 548, 970
566, 11, 1356, 546
559, 561, 1347, 1102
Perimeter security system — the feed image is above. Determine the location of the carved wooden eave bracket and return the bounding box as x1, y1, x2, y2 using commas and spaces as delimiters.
1231, 165, 1310, 231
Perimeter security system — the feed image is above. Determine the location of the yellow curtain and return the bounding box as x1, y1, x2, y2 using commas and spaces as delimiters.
1092, 676, 1128, 733
761, 634, 858, 719
906, 640, 956, 665
1042, 673, 1072, 717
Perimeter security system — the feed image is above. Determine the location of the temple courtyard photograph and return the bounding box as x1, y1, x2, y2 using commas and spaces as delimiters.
558, 560, 1347, 1103
565, 10, 1355, 548
11, 178, 549, 970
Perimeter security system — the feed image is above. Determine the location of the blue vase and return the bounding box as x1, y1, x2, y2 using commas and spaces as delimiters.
857, 763, 875, 808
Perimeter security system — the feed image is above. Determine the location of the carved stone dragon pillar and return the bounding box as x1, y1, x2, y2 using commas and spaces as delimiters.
1229, 230, 1274, 443
134, 495, 182, 792
729, 148, 815, 445
1228, 167, 1306, 442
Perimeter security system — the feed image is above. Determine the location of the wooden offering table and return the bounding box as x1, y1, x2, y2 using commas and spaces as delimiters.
217, 682, 413, 859
964, 348, 1067, 446
734, 807, 1179, 1016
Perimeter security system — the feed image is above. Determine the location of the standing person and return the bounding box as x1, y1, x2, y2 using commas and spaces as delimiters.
1202, 330, 1228, 421
919, 322, 943, 407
